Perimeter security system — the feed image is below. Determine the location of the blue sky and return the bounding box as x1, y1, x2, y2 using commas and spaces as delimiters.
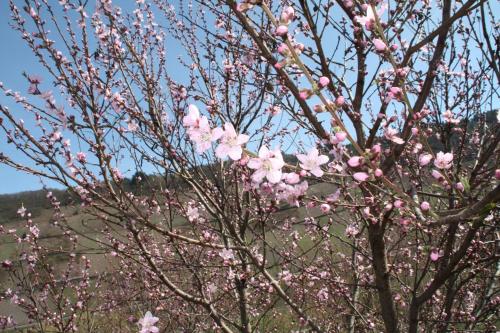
0, 1, 51, 194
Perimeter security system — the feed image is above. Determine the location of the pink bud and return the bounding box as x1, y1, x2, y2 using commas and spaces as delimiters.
335, 96, 345, 106
455, 182, 464, 192
411, 127, 419, 135
420, 201, 430, 211
274, 62, 283, 70
373, 39, 387, 52
495, 169, 500, 180
335, 131, 347, 142
277, 43, 288, 55
348, 156, 363, 168
430, 250, 440, 262
394, 200, 404, 208
306, 201, 316, 209
275, 25, 288, 37
371, 144, 382, 154
353, 172, 370, 182
300, 170, 307, 177
320, 204, 331, 213
374, 168, 383, 177
318, 76, 330, 88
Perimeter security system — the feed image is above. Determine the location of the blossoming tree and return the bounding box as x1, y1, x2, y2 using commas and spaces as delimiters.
0, 0, 499, 332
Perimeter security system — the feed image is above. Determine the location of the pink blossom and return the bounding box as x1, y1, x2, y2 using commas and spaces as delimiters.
247, 146, 285, 184
335, 96, 345, 106
384, 128, 404, 144
455, 182, 465, 192
347, 156, 363, 168
374, 168, 383, 177
355, 4, 385, 30
275, 25, 288, 36
296, 148, 329, 177
373, 38, 387, 52
320, 204, 331, 213
219, 248, 234, 264
17, 205, 27, 217
280, 6, 295, 24
187, 117, 223, 153
430, 250, 440, 262
353, 172, 370, 182
139, 311, 159, 333
318, 76, 330, 88
215, 123, 249, 161
443, 110, 460, 124
419, 154, 433, 166
283, 172, 300, 184
183, 104, 200, 128
76, 152, 86, 163
431, 169, 444, 181
434, 152, 453, 169
495, 169, 500, 180
420, 201, 430, 211
385, 87, 403, 102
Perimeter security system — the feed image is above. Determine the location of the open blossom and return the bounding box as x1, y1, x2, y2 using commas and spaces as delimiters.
17, 205, 27, 217
215, 123, 249, 161
443, 110, 460, 124
183, 104, 201, 127
419, 154, 433, 166
297, 148, 329, 177
247, 146, 285, 184
355, 4, 385, 30
219, 248, 234, 263
187, 118, 223, 153
384, 128, 404, 144
434, 152, 453, 169
139, 311, 159, 333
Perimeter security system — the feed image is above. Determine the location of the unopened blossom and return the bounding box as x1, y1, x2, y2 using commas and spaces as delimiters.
455, 182, 465, 192
430, 250, 440, 262
386, 87, 403, 102
434, 152, 453, 169
296, 148, 329, 177
495, 169, 500, 180
139, 311, 159, 333
320, 204, 331, 213
283, 172, 300, 184
384, 127, 404, 144
420, 201, 430, 211
275, 25, 288, 36
373, 38, 387, 52
419, 154, 433, 166
247, 146, 285, 184
374, 168, 383, 177
331, 131, 347, 145
215, 123, 249, 161
318, 76, 330, 88
353, 172, 370, 182
280, 6, 295, 24
347, 156, 363, 168
431, 169, 444, 181
335, 96, 345, 106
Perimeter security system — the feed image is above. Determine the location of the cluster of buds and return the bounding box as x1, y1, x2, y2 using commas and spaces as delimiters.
275, 6, 295, 36
274, 40, 305, 70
